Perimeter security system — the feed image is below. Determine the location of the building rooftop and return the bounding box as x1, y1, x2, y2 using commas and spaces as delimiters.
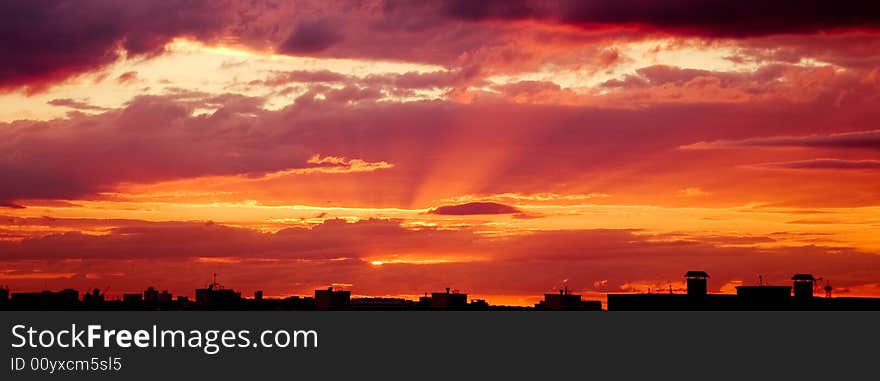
684, 271, 709, 278
792, 274, 816, 281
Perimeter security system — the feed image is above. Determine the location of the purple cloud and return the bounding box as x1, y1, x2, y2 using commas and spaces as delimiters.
429, 202, 522, 215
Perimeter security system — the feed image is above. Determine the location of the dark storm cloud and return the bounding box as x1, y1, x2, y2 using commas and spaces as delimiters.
441, 0, 880, 37
5, 1, 880, 93
278, 19, 344, 54
0, 0, 235, 92
429, 202, 522, 215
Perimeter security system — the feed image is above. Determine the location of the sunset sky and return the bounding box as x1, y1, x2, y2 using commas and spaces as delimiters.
2, 0, 880, 305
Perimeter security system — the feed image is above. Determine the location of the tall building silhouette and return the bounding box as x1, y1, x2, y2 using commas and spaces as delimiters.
144, 287, 159, 303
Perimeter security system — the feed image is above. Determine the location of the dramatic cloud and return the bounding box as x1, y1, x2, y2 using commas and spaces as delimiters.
443, 0, 880, 37
4, 83, 880, 208
429, 202, 521, 215
1, 94, 403, 204
5, 0, 880, 94
0, 0, 236, 92
3, 1, 880, 302
278, 19, 345, 54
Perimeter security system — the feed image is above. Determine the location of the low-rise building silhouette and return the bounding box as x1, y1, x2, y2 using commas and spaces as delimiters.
608, 271, 880, 310
314, 287, 350, 310
9, 289, 79, 309
123, 293, 143, 303
535, 286, 602, 311
350, 297, 416, 310
734, 284, 792, 306
82, 288, 104, 304
792, 274, 816, 299
158, 289, 173, 303
429, 288, 468, 310
195, 284, 242, 309
685, 271, 708, 299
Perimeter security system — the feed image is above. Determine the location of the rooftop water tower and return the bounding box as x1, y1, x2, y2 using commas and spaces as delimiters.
792, 274, 816, 299
685, 271, 709, 298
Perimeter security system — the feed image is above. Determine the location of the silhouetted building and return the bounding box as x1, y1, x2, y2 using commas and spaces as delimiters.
685, 271, 709, 298
195, 284, 243, 309
3, 269, 880, 310
734, 285, 791, 307
350, 297, 416, 310
470, 299, 489, 309
10, 289, 79, 309
418, 294, 431, 307
314, 287, 351, 310
82, 288, 104, 304
792, 274, 816, 299
144, 287, 159, 303
430, 288, 468, 310
281, 296, 314, 310
608, 271, 712, 310
123, 293, 143, 303
535, 286, 602, 311
158, 290, 173, 303
607, 271, 880, 310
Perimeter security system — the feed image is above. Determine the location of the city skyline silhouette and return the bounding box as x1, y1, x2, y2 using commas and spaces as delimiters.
3, 270, 879, 311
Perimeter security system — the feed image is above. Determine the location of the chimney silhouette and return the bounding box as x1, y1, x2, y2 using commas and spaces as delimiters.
685, 271, 709, 297
792, 274, 816, 299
